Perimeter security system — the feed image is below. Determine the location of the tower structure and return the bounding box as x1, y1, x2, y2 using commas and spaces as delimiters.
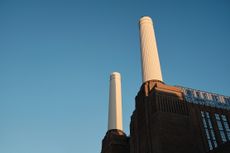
139, 16, 163, 83
108, 72, 123, 131
101, 72, 129, 153
129, 16, 198, 153
100, 16, 230, 153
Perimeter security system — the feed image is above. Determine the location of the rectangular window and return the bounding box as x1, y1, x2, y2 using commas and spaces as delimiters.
227, 132, 230, 140
201, 111, 205, 117
221, 114, 230, 140
196, 92, 201, 98
221, 115, 227, 121
201, 111, 217, 150
217, 120, 223, 130
206, 112, 210, 118
186, 89, 193, 97
215, 113, 230, 142
203, 93, 208, 99
202, 118, 207, 128
213, 140, 217, 148
208, 140, 213, 150
215, 114, 220, 120
210, 130, 216, 140
208, 119, 213, 129
224, 97, 230, 105
212, 95, 219, 102
220, 131, 227, 142
205, 129, 210, 139
223, 122, 230, 131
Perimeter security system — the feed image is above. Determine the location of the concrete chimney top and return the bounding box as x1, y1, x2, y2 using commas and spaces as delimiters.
110, 72, 121, 80
139, 16, 153, 24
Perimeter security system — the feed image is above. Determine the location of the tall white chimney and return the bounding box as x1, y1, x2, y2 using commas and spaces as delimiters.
139, 16, 163, 83
108, 72, 123, 131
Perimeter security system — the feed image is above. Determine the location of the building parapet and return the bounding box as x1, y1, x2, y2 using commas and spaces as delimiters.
176, 86, 230, 110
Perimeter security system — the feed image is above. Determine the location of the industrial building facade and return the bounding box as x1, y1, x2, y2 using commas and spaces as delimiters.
129, 82, 230, 153
100, 16, 230, 153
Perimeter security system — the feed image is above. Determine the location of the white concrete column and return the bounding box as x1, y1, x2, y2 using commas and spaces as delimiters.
139, 16, 163, 83
108, 72, 123, 131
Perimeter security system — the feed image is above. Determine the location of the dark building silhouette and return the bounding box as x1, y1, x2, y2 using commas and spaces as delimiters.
100, 16, 230, 153
129, 81, 230, 153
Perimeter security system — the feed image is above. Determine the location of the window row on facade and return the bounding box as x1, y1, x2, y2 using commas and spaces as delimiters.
184, 89, 230, 104
201, 111, 230, 151
178, 86, 230, 110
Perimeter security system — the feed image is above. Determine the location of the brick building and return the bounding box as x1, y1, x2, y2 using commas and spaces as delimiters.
100, 16, 230, 153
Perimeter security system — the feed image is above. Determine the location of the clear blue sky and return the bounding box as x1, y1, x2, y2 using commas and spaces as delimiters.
0, 0, 230, 153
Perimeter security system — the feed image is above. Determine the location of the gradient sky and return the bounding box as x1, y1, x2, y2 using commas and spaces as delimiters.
0, 0, 230, 153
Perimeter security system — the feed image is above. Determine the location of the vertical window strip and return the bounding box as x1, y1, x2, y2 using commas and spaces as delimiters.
206, 112, 210, 118
213, 140, 217, 148
208, 140, 213, 150
227, 132, 230, 140
215, 113, 229, 142
210, 130, 216, 140
217, 120, 223, 130
221, 115, 227, 121
205, 129, 210, 139
201, 111, 217, 150
223, 122, 230, 131
202, 118, 207, 128
207, 119, 213, 129
220, 131, 227, 142
201, 111, 205, 117
221, 114, 230, 140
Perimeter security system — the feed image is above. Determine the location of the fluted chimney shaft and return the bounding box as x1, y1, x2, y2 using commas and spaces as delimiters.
139, 16, 163, 83
108, 72, 123, 131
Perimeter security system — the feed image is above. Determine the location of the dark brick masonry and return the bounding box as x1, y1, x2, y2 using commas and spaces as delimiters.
101, 80, 230, 153
101, 129, 129, 153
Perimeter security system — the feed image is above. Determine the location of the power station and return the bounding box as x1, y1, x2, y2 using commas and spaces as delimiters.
101, 16, 230, 153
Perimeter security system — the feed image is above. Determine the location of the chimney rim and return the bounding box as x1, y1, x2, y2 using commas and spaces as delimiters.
139, 16, 153, 24
110, 72, 121, 80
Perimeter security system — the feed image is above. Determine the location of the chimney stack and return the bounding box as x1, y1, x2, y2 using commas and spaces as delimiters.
108, 72, 123, 131
139, 16, 163, 83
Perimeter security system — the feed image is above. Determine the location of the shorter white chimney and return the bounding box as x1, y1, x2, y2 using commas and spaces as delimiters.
108, 72, 123, 131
